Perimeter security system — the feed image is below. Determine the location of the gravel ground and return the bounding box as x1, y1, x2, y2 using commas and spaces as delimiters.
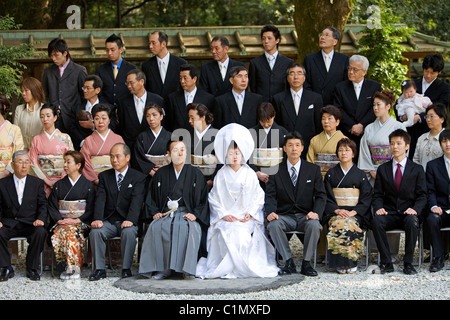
1, 236, 449, 301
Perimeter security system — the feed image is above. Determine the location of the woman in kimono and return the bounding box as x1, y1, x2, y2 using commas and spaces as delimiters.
358, 90, 407, 186
29, 104, 73, 197
48, 150, 95, 279
307, 105, 347, 177
251, 102, 287, 189
196, 123, 279, 279
0, 95, 24, 179
13, 77, 45, 150
80, 103, 124, 185
187, 103, 218, 187
133, 103, 171, 179
324, 138, 372, 273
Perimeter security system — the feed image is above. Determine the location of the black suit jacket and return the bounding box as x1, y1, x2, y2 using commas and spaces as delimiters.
141, 53, 187, 100
303, 50, 349, 106
42, 60, 87, 132
93, 167, 146, 226
199, 58, 246, 97
272, 89, 323, 157
117, 91, 165, 149
213, 90, 263, 129
95, 59, 137, 108
373, 159, 427, 219
249, 53, 294, 102
426, 156, 450, 211
0, 175, 47, 228
166, 88, 215, 131
264, 160, 327, 220
333, 78, 382, 134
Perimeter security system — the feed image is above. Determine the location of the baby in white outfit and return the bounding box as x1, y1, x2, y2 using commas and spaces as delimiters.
396, 80, 432, 127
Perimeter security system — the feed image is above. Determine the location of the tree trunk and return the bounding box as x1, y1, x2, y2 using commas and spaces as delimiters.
294, 0, 353, 63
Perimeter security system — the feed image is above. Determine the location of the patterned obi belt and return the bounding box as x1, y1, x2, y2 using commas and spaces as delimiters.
191, 154, 217, 176
332, 188, 360, 207
369, 145, 392, 166
315, 153, 339, 173
91, 155, 112, 173
252, 148, 283, 167
146, 154, 171, 167
38, 155, 64, 177
58, 200, 86, 219
0, 146, 13, 172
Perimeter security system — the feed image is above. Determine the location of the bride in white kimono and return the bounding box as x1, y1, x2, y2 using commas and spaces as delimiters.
196, 124, 279, 279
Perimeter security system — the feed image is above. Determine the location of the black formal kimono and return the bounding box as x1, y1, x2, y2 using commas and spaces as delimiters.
140, 163, 209, 276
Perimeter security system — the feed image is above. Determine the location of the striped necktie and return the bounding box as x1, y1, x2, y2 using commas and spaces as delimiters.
291, 166, 297, 186
117, 173, 123, 190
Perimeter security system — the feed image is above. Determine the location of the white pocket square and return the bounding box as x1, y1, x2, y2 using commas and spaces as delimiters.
128, 184, 133, 188
306, 180, 311, 183
308, 104, 314, 109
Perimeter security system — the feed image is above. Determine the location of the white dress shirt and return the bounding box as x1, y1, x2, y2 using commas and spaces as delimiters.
13, 175, 27, 205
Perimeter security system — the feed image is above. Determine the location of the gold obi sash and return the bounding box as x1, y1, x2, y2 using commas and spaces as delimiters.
191, 154, 217, 176
58, 200, 86, 219
252, 148, 283, 167
0, 146, 13, 172
38, 155, 64, 177
369, 145, 392, 166
315, 153, 339, 173
145, 154, 171, 167
332, 188, 360, 207
90, 155, 112, 173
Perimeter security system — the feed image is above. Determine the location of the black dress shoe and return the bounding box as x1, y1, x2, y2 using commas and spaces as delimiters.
26, 269, 40, 281
403, 262, 417, 275
89, 269, 106, 281
0, 267, 14, 282
121, 269, 132, 278
430, 256, 445, 273
278, 258, 297, 275
300, 260, 318, 277
379, 263, 394, 274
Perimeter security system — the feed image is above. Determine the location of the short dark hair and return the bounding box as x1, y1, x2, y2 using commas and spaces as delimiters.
336, 138, 357, 158
211, 36, 229, 48
422, 53, 445, 73
229, 65, 247, 78
324, 26, 341, 42
439, 129, 450, 144
47, 38, 71, 59
179, 64, 198, 79
261, 25, 281, 43
64, 150, 85, 173
127, 69, 146, 84
111, 142, 131, 156
105, 34, 124, 48
91, 103, 112, 118
283, 131, 304, 146
401, 79, 416, 92
321, 105, 342, 121
151, 31, 169, 45
389, 129, 411, 146
427, 103, 447, 128
166, 136, 185, 152
85, 74, 103, 90
286, 62, 306, 76
256, 102, 276, 121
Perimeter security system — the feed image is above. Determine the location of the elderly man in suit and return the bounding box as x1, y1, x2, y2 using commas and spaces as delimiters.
213, 66, 263, 129
199, 36, 246, 97
425, 129, 450, 272
272, 63, 323, 159
372, 129, 427, 275
332, 54, 382, 147
167, 64, 214, 131
265, 132, 327, 277
249, 25, 294, 102
303, 26, 349, 106
89, 143, 146, 281
141, 31, 187, 100
42, 38, 87, 134
96, 34, 137, 111
0, 150, 47, 281
116, 69, 165, 151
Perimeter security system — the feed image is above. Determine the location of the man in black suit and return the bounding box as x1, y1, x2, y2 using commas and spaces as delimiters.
42, 38, 87, 133
265, 132, 326, 276
167, 64, 214, 131
249, 25, 294, 102
213, 66, 263, 129
89, 143, 146, 281
0, 151, 47, 281
333, 54, 382, 147
199, 36, 246, 97
141, 31, 187, 100
117, 69, 165, 151
272, 63, 323, 159
303, 26, 349, 106
96, 34, 137, 110
425, 129, 450, 272
372, 129, 427, 275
